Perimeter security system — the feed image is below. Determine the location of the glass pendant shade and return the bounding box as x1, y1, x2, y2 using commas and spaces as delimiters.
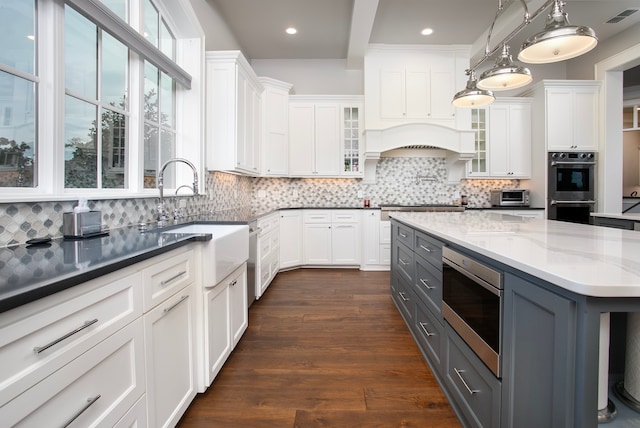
518, 0, 597, 64
478, 45, 532, 90
452, 72, 495, 108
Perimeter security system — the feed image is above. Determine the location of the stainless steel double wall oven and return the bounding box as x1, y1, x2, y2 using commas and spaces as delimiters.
547, 151, 596, 224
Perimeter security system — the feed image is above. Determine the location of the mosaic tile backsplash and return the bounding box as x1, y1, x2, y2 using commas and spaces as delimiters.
0, 157, 520, 247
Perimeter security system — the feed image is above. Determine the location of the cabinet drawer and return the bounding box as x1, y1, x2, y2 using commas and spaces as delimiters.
445, 324, 501, 428
1, 319, 145, 427
142, 248, 194, 312
258, 213, 279, 234
414, 255, 443, 318
0, 272, 142, 406
395, 243, 414, 283
303, 211, 332, 223
394, 222, 414, 249
392, 274, 414, 324
414, 302, 444, 372
331, 210, 359, 223
415, 230, 444, 270
271, 231, 280, 250
270, 253, 280, 277
259, 234, 272, 262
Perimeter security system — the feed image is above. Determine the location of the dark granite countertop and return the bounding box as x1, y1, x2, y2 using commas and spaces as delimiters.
0, 206, 380, 313
0, 225, 211, 313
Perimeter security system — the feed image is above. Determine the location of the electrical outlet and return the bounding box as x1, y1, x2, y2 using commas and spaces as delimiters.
179, 199, 187, 208
234, 190, 238, 199
258, 190, 266, 198
357, 190, 363, 198
293, 190, 299, 198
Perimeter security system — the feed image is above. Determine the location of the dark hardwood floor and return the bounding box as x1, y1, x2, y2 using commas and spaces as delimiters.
178, 268, 460, 428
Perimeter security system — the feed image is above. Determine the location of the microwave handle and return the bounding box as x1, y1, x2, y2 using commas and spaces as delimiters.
550, 161, 596, 166
443, 258, 502, 297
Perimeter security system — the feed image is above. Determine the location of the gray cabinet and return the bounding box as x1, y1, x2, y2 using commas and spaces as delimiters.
593, 216, 636, 230
445, 323, 501, 428
501, 273, 577, 428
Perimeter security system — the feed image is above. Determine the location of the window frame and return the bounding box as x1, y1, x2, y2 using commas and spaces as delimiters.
0, 0, 204, 202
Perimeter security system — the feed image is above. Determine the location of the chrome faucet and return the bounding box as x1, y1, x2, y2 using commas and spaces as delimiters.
156, 158, 199, 225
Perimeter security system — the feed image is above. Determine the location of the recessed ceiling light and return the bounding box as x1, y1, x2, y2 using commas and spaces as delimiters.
421, 28, 434, 36
286, 27, 297, 35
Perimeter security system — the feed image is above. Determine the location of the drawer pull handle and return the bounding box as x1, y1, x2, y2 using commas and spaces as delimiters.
63, 394, 101, 428
399, 232, 407, 238
161, 270, 187, 286
454, 368, 479, 395
419, 244, 432, 253
399, 258, 408, 266
398, 292, 409, 302
419, 278, 435, 290
163, 295, 188, 313
418, 322, 435, 337
34, 319, 99, 354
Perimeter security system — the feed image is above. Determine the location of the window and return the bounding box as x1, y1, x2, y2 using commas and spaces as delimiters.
0, 0, 37, 188
0, 0, 200, 200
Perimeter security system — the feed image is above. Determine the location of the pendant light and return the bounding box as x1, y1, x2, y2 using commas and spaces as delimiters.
478, 44, 532, 91
518, 0, 598, 64
452, 70, 495, 108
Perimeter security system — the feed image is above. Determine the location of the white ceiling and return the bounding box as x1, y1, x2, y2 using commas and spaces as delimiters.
206, 0, 640, 68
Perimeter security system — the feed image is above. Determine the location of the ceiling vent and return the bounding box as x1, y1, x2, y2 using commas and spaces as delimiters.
605, 9, 638, 24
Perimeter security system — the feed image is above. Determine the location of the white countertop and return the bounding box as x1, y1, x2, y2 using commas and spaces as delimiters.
591, 212, 640, 221
391, 211, 640, 298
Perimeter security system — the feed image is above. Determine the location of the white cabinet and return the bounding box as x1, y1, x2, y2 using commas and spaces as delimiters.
260, 77, 293, 176
488, 100, 532, 178
546, 83, 599, 151
365, 45, 469, 130
203, 275, 230, 385
1, 320, 146, 427
289, 96, 363, 177
361, 210, 391, 270
303, 210, 360, 265
279, 209, 303, 269
143, 283, 196, 428
289, 101, 340, 176
467, 99, 531, 179
206, 50, 263, 175
203, 263, 247, 386
256, 212, 280, 299
526, 80, 600, 151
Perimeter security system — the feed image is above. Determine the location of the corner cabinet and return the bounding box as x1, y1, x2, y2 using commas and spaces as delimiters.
288, 96, 363, 178
364, 45, 470, 130
467, 98, 532, 179
206, 50, 263, 175
259, 77, 293, 176
526, 80, 600, 151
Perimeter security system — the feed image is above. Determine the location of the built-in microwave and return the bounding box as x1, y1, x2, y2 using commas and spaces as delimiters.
490, 189, 530, 207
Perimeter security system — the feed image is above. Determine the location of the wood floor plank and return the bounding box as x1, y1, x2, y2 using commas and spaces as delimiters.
177, 268, 460, 428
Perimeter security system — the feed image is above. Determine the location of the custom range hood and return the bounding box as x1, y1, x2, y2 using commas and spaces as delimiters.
363, 123, 476, 184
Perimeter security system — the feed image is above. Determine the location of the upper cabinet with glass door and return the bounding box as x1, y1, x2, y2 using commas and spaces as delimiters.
342, 104, 363, 177
467, 108, 488, 177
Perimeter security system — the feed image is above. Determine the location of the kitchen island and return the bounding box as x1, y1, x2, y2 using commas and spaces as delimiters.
389, 211, 640, 428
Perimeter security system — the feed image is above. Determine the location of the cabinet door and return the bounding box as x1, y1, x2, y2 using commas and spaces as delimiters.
502, 273, 576, 428
430, 68, 455, 119
236, 70, 248, 169
489, 104, 510, 177
144, 284, 196, 428
380, 69, 405, 119
507, 103, 531, 177
289, 103, 315, 175
204, 282, 231, 386
264, 86, 289, 175
280, 210, 302, 268
362, 210, 381, 265
315, 104, 340, 175
332, 223, 359, 264
572, 87, 598, 150
303, 224, 332, 264
228, 267, 248, 346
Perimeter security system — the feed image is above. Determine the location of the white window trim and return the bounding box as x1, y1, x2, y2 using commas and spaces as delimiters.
0, 0, 204, 203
